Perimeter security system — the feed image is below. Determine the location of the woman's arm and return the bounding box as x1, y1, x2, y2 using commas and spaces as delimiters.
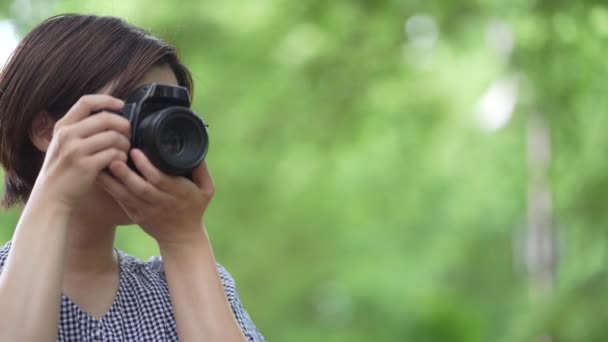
159, 229, 247, 342
0, 95, 130, 341
0, 196, 70, 341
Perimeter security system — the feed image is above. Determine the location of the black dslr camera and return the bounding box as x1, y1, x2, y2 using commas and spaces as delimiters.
120, 83, 208, 177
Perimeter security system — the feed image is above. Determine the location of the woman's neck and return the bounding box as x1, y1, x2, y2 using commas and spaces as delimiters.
63, 210, 118, 275
61, 209, 121, 319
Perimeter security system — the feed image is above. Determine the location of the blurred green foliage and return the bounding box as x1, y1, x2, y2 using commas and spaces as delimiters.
2, 0, 608, 340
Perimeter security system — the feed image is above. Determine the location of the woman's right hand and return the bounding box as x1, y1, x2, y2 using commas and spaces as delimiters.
31, 94, 131, 211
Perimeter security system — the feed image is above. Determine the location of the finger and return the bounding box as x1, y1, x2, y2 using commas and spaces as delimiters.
81, 130, 131, 155
108, 160, 167, 203
86, 148, 128, 172
130, 149, 173, 192
57, 95, 124, 127
71, 112, 130, 138
96, 171, 140, 208
192, 161, 214, 194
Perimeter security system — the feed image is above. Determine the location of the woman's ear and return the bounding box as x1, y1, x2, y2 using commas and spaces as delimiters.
29, 112, 55, 152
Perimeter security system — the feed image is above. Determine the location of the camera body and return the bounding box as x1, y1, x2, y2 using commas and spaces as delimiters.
120, 83, 208, 177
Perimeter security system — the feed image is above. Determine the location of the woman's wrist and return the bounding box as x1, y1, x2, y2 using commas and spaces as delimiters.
157, 224, 210, 255
20, 188, 73, 231
28, 181, 75, 219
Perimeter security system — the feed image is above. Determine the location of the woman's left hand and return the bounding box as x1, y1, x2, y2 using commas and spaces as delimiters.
96, 148, 214, 245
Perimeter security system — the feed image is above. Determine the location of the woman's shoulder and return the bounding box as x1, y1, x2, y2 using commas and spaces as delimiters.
0, 243, 239, 301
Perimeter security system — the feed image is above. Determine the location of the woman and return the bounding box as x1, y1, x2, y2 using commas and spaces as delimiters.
0, 14, 264, 341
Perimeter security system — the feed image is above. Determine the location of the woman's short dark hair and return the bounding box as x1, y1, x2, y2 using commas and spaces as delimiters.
0, 14, 193, 208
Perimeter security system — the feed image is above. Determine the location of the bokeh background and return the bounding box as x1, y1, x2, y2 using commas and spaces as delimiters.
1, 0, 608, 341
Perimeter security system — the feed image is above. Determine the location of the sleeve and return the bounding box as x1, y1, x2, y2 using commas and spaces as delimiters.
216, 264, 266, 342
0, 241, 11, 274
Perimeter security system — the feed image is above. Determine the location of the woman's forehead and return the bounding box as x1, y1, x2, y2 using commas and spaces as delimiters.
135, 65, 178, 88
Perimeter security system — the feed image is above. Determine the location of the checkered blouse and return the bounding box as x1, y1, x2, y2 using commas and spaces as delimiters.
0, 242, 265, 341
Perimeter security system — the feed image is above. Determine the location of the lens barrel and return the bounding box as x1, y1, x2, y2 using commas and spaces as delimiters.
135, 106, 208, 176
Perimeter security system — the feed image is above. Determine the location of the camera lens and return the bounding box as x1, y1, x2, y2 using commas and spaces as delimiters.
160, 125, 185, 155
135, 107, 208, 176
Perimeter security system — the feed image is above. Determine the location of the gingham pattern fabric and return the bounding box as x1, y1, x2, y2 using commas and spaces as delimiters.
0, 241, 265, 341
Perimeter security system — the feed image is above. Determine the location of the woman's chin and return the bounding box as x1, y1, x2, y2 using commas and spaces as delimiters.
106, 200, 134, 226
113, 213, 134, 226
